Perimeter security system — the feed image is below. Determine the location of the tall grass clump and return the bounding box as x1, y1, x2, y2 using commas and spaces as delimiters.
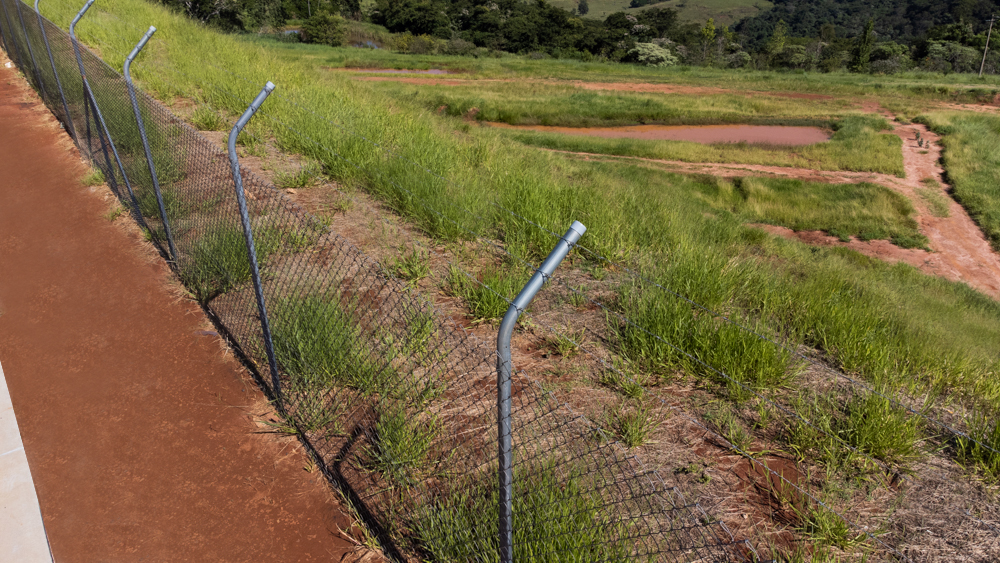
180, 223, 286, 301
613, 279, 794, 397
271, 295, 396, 395
837, 393, 922, 465
447, 264, 529, 322
414, 463, 632, 562
957, 412, 1000, 479
368, 406, 439, 485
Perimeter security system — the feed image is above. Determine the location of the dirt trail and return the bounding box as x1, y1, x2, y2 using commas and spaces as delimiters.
0, 56, 371, 561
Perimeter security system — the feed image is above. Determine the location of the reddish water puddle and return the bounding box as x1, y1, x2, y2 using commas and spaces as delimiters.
488, 122, 831, 145
334, 67, 453, 75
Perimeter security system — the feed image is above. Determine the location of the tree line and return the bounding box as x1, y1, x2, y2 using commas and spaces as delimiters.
154, 0, 1000, 74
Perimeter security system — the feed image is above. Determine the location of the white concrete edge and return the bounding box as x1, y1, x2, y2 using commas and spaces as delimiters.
0, 359, 55, 562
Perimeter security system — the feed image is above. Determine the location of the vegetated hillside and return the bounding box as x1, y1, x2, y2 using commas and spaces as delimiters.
736, 0, 1000, 48
545, 0, 772, 26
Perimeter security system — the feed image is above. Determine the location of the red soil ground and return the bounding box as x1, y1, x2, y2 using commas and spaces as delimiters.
0, 60, 370, 561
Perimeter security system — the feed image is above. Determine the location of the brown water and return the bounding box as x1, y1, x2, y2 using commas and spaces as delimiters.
488, 123, 831, 145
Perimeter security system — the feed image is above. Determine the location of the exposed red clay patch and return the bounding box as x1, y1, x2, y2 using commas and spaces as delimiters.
0, 57, 372, 561
488, 121, 831, 145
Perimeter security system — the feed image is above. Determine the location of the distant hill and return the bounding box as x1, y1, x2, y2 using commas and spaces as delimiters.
544, 0, 772, 27
735, 0, 1000, 47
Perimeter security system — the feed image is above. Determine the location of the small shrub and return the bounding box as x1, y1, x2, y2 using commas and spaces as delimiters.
629, 43, 678, 67
301, 12, 346, 47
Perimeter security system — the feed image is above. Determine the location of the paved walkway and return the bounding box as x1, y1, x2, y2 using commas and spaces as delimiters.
0, 55, 356, 561
0, 359, 53, 563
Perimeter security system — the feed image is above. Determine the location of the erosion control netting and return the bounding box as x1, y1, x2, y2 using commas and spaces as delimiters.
0, 1, 753, 560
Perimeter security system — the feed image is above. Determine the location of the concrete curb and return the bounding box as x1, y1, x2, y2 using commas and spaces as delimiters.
0, 359, 54, 562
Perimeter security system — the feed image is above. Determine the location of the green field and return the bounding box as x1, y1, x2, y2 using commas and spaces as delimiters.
37, 0, 1000, 558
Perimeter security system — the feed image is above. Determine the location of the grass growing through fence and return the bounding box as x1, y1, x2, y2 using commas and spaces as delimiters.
414, 463, 632, 561
180, 224, 285, 301
447, 264, 528, 322
369, 406, 439, 485
957, 413, 1000, 479
699, 176, 927, 248
271, 295, 396, 395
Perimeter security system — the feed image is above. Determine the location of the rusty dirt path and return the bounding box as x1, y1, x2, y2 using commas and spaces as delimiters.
0, 56, 373, 562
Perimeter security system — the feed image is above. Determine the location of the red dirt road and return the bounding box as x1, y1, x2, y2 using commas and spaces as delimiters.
0, 64, 361, 560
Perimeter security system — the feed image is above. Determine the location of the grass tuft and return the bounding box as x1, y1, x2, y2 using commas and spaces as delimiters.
368, 407, 438, 485
414, 463, 632, 561
190, 105, 226, 131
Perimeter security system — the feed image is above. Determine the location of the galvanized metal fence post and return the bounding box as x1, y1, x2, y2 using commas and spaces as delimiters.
124, 26, 177, 261
70, 0, 148, 229
35, 0, 76, 142
496, 220, 586, 563
13, 0, 45, 98
0, 0, 24, 68
228, 81, 282, 399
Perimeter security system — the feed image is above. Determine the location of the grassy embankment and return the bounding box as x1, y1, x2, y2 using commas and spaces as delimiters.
46, 0, 1000, 490
920, 112, 1000, 252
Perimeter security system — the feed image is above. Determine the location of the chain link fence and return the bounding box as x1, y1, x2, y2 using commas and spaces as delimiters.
0, 1, 759, 560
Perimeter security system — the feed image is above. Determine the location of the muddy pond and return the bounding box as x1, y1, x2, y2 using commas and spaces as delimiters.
488, 123, 831, 145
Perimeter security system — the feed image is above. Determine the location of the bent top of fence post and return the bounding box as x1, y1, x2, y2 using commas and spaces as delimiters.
123, 25, 154, 74
69, 0, 94, 38
228, 81, 275, 158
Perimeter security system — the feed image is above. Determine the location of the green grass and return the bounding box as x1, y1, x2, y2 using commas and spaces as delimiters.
375, 80, 857, 127
81, 167, 105, 186
915, 178, 951, 218
447, 264, 528, 322
919, 112, 1000, 251
957, 412, 1000, 479
610, 400, 655, 447
699, 176, 927, 248
271, 295, 397, 395
392, 245, 431, 285
369, 406, 438, 485
838, 393, 922, 464
502, 115, 904, 176
190, 105, 227, 131
414, 463, 632, 562
44, 0, 1000, 436
180, 224, 286, 301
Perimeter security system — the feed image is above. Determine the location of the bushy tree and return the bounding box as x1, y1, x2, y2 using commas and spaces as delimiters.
577, 0, 588, 15
629, 42, 678, 66
301, 11, 346, 46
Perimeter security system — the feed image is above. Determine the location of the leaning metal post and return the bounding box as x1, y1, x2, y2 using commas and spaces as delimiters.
35, 0, 76, 142
124, 26, 177, 261
228, 81, 282, 399
496, 220, 586, 563
70, 0, 147, 229
0, 0, 24, 68
13, 0, 46, 99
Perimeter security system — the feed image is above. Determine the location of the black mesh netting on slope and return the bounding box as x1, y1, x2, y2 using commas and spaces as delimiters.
0, 2, 757, 560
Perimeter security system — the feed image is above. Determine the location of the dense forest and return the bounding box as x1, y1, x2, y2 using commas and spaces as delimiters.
154, 0, 1000, 74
